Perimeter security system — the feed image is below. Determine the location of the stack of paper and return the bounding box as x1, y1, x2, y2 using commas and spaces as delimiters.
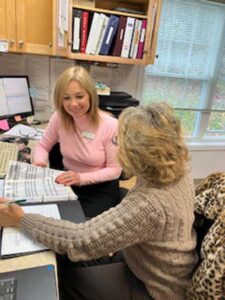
3, 124, 44, 140
4, 161, 77, 202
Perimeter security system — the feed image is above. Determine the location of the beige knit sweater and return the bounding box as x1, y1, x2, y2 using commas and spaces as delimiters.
21, 173, 197, 300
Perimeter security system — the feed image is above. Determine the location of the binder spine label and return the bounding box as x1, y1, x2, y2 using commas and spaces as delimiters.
106, 27, 113, 45
140, 29, 146, 42
120, 29, 124, 40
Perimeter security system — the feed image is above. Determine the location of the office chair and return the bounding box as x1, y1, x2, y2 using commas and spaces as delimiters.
49, 142, 64, 171
49, 143, 128, 204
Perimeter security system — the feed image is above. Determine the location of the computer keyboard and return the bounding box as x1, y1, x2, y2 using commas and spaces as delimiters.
0, 277, 17, 300
0, 141, 19, 178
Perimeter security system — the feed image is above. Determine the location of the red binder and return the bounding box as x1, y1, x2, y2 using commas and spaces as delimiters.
112, 16, 127, 56
80, 11, 89, 53
136, 19, 147, 59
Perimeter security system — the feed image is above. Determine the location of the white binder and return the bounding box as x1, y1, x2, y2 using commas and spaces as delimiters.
121, 17, 135, 58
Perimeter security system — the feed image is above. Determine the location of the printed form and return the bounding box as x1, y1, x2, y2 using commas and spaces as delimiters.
4, 161, 77, 202
1, 204, 60, 256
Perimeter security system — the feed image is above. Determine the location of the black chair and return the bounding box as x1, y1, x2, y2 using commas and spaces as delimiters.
49, 142, 64, 171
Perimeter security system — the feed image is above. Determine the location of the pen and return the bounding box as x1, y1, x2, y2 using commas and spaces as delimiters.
4, 199, 27, 205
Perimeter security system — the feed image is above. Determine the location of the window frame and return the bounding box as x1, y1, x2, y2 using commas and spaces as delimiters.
137, 0, 225, 145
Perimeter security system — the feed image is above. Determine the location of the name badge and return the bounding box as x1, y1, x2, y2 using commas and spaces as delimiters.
81, 131, 95, 140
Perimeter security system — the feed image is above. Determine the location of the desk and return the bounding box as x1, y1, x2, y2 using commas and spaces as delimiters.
0, 180, 57, 271
0, 200, 86, 300
0, 125, 86, 297
0, 251, 57, 274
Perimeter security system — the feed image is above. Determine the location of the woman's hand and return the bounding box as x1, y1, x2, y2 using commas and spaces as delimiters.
33, 162, 47, 168
0, 198, 25, 228
55, 171, 81, 186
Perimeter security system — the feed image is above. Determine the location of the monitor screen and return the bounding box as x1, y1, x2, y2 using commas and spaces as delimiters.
0, 76, 34, 120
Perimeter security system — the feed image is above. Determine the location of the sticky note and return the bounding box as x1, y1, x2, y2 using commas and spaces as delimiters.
14, 115, 22, 122
0, 40, 9, 52
0, 119, 10, 130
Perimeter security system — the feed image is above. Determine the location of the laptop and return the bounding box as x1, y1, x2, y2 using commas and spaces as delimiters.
0, 264, 58, 300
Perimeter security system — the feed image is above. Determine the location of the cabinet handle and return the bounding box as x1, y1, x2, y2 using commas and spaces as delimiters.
18, 40, 24, 48
67, 41, 72, 46
49, 43, 52, 47
9, 40, 15, 47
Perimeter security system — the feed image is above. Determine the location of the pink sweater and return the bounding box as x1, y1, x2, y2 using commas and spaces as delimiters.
33, 111, 122, 185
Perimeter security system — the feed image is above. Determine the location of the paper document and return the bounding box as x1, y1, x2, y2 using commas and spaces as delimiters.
1, 204, 60, 256
4, 161, 77, 202
3, 124, 44, 140
0, 179, 4, 197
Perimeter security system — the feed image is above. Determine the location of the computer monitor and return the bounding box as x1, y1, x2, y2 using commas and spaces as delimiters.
0, 76, 34, 121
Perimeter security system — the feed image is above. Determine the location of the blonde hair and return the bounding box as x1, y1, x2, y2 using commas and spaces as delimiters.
54, 66, 100, 129
118, 102, 189, 186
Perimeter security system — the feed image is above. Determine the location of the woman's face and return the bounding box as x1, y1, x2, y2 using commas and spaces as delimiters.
62, 80, 90, 118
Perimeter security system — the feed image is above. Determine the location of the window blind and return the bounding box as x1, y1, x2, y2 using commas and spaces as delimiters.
146, 0, 225, 79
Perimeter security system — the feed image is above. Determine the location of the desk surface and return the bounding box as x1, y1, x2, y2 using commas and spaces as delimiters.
0, 250, 57, 273
0, 251, 59, 299
0, 200, 85, 300
0, 125, 85, 294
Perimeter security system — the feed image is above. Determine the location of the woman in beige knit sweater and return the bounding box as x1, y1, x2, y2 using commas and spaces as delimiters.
0, 103, 197, 300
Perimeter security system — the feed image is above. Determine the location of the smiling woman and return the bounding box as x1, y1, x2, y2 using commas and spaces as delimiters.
61, 80, 91, 119
33, 66, 122, 218
54, 66, 100, 130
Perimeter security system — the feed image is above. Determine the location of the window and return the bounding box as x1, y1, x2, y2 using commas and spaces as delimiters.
141, 0, 225, 142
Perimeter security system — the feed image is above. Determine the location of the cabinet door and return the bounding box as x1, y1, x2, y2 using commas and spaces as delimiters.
16, 0, 54, 55
0, 0, 16, 51
144, 0, 161, 65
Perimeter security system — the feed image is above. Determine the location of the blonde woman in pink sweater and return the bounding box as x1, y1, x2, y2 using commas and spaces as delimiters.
33, 66, 122, 218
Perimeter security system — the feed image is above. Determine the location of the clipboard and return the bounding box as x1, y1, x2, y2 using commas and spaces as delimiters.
0, 200, 85, 258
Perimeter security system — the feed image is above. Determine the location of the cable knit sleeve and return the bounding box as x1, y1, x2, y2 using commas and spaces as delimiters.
33, 112, 60, 164
20, 190, 161, 262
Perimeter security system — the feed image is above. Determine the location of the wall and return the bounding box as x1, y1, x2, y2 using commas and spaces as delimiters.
0, 53, 75, 122
0, 53, 141, 121
189, 147, 225, 179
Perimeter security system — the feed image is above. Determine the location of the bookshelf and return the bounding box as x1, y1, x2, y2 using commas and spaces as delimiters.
0, 0, 161, 65
68, 0, 162, 65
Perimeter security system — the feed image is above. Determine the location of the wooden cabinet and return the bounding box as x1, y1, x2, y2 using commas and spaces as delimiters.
0, 0, 64, 56
0, 0, 161, 65
0, 0, 17, 52
67, 0, 162, 65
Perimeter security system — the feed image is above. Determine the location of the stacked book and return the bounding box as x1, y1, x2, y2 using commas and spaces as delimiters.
71, 9, 147, 59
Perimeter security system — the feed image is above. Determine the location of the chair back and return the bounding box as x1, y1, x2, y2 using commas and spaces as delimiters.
49, 143, 64, 170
